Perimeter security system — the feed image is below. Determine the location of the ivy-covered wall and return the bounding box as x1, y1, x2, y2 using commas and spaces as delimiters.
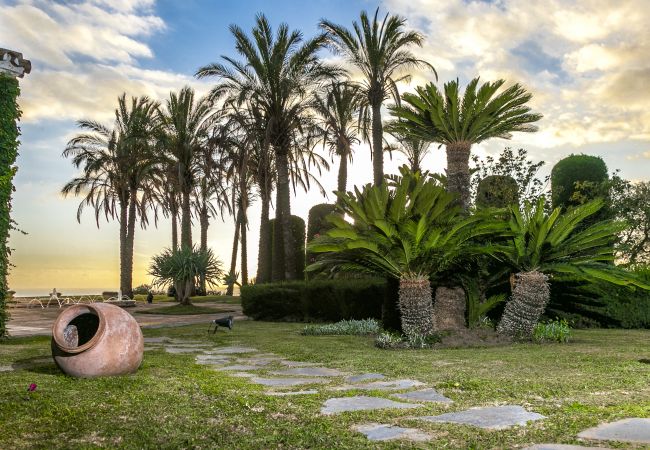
0, 74, 21, 337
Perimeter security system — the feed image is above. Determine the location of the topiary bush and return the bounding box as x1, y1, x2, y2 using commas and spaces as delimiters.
306, 204, 336, 269
270, 215, 306, 281
241, 278, 387, 322
551, 154, 608, 209
476, 175, 519, 208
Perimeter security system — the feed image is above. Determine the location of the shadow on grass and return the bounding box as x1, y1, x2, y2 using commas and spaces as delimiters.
12, 356, 60, 375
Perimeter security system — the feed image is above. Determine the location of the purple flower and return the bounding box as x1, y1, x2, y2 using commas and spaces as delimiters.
28, 383, 37, 392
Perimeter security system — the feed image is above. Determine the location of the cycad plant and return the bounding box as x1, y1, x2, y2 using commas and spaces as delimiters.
495, 197, 649, 337
307, 168, 497, 338
149, 247, 223, 305
390, 77, 542, 210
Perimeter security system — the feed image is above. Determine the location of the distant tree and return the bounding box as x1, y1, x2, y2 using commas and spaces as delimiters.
62, 94, 160, 298
609, 174, 650, 265
385, 122, 433, 174
470, 148, 549, 207
391, 78, 542, 211
321, 8, 435, 186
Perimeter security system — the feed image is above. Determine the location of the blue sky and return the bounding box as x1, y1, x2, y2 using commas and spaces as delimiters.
0, 0, 648, 294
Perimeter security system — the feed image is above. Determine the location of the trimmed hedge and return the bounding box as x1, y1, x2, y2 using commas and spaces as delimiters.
241, 278, 387, 322
306, 203, 336, 269
551, 154, 608, 209
476, 175, 519, 208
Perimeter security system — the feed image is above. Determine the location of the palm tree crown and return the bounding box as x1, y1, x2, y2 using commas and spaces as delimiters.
320, 8, 435, 186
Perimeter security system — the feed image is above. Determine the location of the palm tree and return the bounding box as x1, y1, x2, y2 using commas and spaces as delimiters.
385, 123, 433, 174
312, 81, 364, 196
197, 14, 339, 280
494, 197, 649, 337
320, 8, 435, 186
390, 77, 542, 210
159, 86, 215, 250
62, 94, 159, 298
308, 168, 498, 338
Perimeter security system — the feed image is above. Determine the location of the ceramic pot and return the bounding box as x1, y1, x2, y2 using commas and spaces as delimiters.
51, 303, 144, 378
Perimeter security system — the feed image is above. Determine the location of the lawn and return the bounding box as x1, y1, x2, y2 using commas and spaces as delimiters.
133, 294, 241, 305
135, 304, 237, 315
1, 322, 649, 449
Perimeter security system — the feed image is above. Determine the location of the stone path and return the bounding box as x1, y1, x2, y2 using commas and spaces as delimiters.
126, 337, 650, 446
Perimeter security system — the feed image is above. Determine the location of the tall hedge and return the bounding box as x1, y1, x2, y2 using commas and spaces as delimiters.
270, 215, 305, 281
306, 203, 336, 268
0, 74, 21, 338
476, 175, 519, 208
551, 154, 609, 209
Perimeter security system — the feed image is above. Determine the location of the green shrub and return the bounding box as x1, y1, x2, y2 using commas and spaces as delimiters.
551, 154, 608, 209
241, 278, 386, 322
301, 318, 381, 336
374, 331, 404, 349
374, 331, 440, 349
532, 318, 571, 343
476, 175, 519, 208
270, 215, 306, 281
133, 284, 151, 295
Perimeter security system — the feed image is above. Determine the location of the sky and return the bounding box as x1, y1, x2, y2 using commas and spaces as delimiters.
1, 0, 649, 295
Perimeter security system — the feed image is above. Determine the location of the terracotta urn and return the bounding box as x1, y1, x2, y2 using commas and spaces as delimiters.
51, 303, 144, 378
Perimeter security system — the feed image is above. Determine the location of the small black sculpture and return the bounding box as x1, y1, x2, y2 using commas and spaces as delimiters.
146, 292, 153, 304
208, 316, 234, 334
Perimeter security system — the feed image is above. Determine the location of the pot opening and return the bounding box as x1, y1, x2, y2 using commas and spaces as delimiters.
63, 312, 100, 348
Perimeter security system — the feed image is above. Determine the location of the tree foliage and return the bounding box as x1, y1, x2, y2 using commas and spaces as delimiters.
609, 175, 650, 265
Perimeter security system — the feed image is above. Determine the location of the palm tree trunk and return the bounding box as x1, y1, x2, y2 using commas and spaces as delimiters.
180, 166, 192, 249
337, 145, 348, 195
371, 101, 384, 186
118, 197, 129, 298
497, 271, 550, 338
445, 142, 472, 211
226, 207, 241, 296
256, 181, 271, 283
199, 204, 209, 295
432, 286, 466, 331
121, 189, 138, 299
398, 276, 434, 338
171, 208, 178, 251
275, 149, 296, 280
240, 211, 248, 286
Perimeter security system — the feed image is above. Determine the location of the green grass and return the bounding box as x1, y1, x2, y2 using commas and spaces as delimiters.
135, 304, 236, 315
1, 324, 650, 449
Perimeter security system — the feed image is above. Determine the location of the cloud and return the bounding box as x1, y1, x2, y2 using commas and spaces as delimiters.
382, 0, 650, 149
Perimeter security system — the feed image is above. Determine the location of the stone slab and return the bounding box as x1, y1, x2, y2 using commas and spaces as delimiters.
165, 347, 201, 354
353, 423, 432, 442
234, 358, 275, 366
215, 364, 260, 371
346, 373, 386, 383
143, 337, 170, 343
211, 346, 258, 354
393, 388, 453, 404
229, 372, 256, 378
418, 405, 545, 430
271, 367, 346, 377
251, 377, 330, 387
577, 418, 650, 443
525, 445, 613, 450
353, 379, 425, 391
321, 395, 422, 415
266, 389, 319, 396
279, 360, 318, 367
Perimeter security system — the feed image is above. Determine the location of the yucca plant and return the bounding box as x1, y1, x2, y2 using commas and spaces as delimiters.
149, 247, 223, 305
307, 168, 498, 337
494, 197, 649, 337
390, 77, 542, 210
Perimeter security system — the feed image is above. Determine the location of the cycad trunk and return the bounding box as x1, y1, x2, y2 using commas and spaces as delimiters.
432, 286, 466, 331
256, 180, 271, 283
337, 144, 348, 195
199, 205, 209, 295
177, 279, 192, 306
226, 207, 241, 296
398, 277, 434, 337
371, 101, 384, 186
275, 149, 296, 280
445, 142, 472, 211
497, 271, 550, 338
